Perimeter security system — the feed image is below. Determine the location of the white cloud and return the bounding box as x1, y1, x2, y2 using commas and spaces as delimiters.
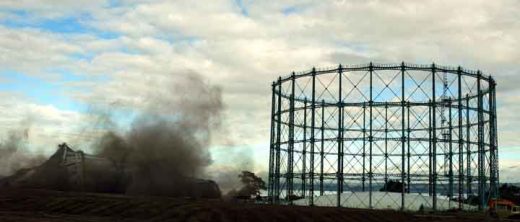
0, 27, 82, 75
0, 92, 93, 154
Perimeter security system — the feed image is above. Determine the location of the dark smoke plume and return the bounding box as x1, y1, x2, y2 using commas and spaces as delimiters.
94, 72, 223, 197
0, 71, 236, 198
0, 124, 44, 177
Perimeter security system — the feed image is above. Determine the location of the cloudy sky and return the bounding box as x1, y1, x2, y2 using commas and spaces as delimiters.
0, 0, 519, 181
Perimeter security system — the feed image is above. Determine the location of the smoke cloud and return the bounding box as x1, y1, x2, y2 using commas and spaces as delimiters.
0, 71, 253, 198
207, 146, 254, 194
93, 71, 223, 196
0, 123, 45, 177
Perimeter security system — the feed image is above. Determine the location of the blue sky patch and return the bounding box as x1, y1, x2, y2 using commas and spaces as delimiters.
38, 17, 88, 33
282, 6, 299, 15
2, 14, 87, 33
0, 71, 88, 112
0, 10, 120, 39
234, 0, 249, 16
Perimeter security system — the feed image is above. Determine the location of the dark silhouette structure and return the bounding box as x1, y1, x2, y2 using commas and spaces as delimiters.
0, 143, 221, 199
267, 62, 498, 211
380, 180, 405, 193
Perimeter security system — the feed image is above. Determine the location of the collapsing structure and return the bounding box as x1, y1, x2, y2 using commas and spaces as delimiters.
1, 143, 221, 198
268, 62, 498, 211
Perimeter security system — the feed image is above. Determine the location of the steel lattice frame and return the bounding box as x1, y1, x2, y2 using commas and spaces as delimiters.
267, 62, 498, 211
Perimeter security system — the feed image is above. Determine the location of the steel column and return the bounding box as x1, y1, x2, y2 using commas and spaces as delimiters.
477, 71, 484, 210
288, 73, 295, 204
337, 64, 344, 207
407, 101, 411, 193
362, 105, 366, 192
429, 99, 433, 197
457, 67, 463, 209
310, 68, 316, 205
268, 82, 276, 202
275, 77, 282, 203
431, 63, 438, 210
448, 99, 453, 202
401, 62, 406, 209
320, 100, 325, 196
490, 78, 498, 199
466, 94, 472, 197
369, 62, 374, 208
385, 104, 388, 185
302, 99, 307, 198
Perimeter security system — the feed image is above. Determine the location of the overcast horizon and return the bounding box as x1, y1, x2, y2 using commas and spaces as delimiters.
0, 0, 519, 182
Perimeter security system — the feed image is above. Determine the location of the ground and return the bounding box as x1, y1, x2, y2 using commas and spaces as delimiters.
0, 188, 506, 221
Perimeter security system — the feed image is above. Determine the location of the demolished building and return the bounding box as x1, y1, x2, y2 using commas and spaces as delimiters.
0, 143, 221, 199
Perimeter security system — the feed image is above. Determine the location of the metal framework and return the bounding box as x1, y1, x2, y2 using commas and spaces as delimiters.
267, 62, 498, 211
